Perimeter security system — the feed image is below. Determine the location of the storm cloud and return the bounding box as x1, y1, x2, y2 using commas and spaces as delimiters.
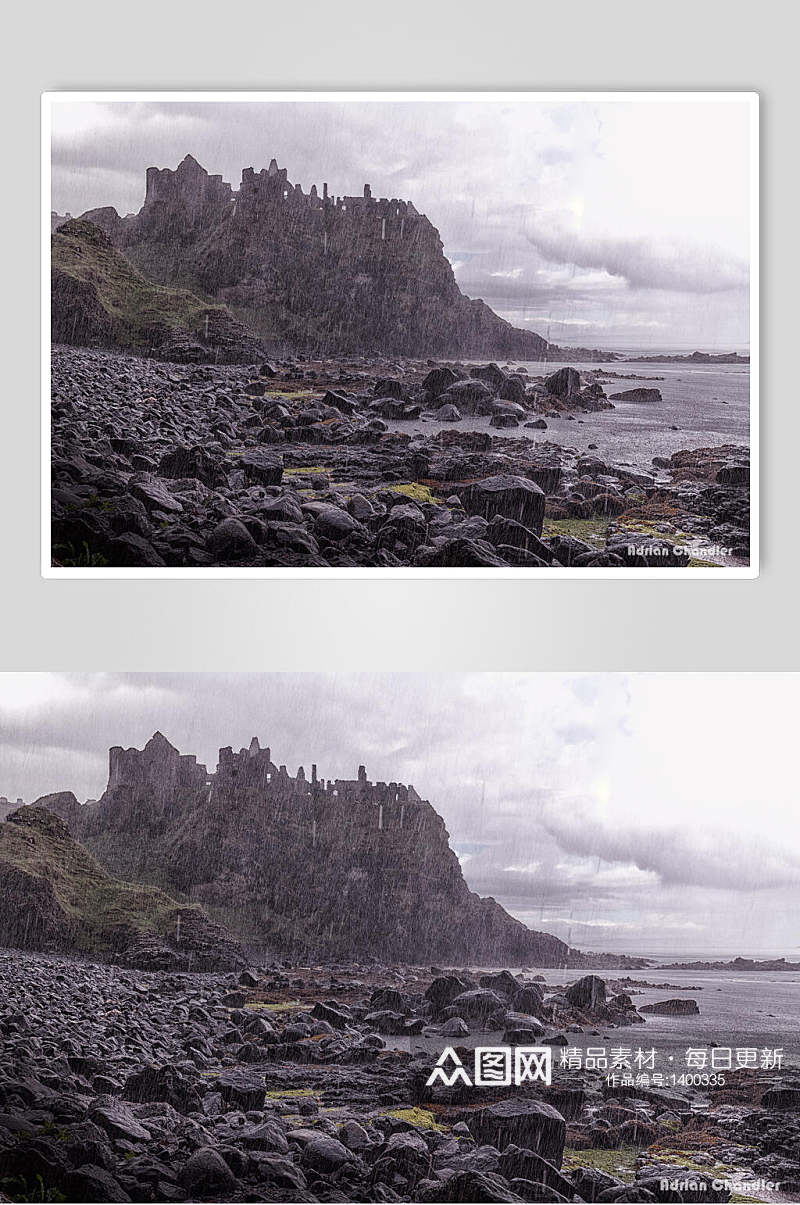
525, 227, 749, 294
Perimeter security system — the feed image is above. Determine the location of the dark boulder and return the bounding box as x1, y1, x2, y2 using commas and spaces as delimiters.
415, 537, 508, 567
640, 999, 700, 1016
565, 975, 607, 1010
179, 1147, 237, 1195
478, 970, 520, 996
158, 445, 225, 487
321, 390, 357, 415
445, 989, 506, 1020
423, 366, 460, 397
461, 475, 546, 534
545, 367, 581, 399
470, 362, 507, 390
511, 982, 545, 1007
426, 975, 474, 1011
498, 1145, 573, 1197
374, 377, 405, 399
206, 518, 257, 558
608, 388, 662, 402
499, 376, 527, 403
440, 379, 495, 412
238, 450, 283, 486
466, 1099, 566, 1165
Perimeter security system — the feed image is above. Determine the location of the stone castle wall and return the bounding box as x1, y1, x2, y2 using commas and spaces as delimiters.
106, 733, 435, 842
143, 155, 426, 248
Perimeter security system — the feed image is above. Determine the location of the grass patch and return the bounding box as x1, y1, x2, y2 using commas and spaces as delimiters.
284, 466, 328, 477
52, 541, 109, 568
386, 482, 443, 505
245, 1000, 302, 1013
0, 1174, 66, 1202
382, 1107, 448, 1133
264, 389, 319, 400
562, 1146, 637, 1182
542, 517, 608, 547
265, 1088, 317, 1099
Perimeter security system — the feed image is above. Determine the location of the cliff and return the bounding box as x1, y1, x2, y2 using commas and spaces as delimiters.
80, 154, 602, 360
0, 804, 245, 970
51, 218, 267, 362
62, 732, 570, 966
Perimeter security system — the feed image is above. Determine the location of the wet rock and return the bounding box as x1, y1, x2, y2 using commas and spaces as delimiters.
321, 389, 357, 415
716, 463, 749, 485
498, 1145, 573, 1197
206, 517, 257, 557
179, 1146, 237, 1195
89, 1100, 152, 1143
129, 476, 183, 514
470, 362, 507, 390
460, 475, 546, 534
608, 388, 663, 402
565, 975, 607, 1010
640, 998, 700, 1015
426, 975, 474, 1011
478, 969, 520, 996
415, 538, 508, 567
499, 376, 526, 403
300, 1133, 354, 1172
466, 1099, 566, 1164
440, 379, 495, 412
417, 1169, 523, 1201
545, 367, 581, 399
510, 984, 545, 1014
423, 366, 460, 397
445, 989, 506, 1021
238, 450, 283, 485
435, 403, 463, 422
313, 505, 362, 541
485, 517, 552, 562
374, 377, 405, 399
158, 445, 224, 487
572, 1166, 625, 1200
440, 1017, 470, 1037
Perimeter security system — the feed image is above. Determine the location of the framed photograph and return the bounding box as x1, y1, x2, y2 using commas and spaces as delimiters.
43, 93, 758, 577
1, 671, 796, 1203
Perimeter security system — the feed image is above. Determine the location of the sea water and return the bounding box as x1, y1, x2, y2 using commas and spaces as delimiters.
397, 965, 799, 1069
387, 359, 750, 473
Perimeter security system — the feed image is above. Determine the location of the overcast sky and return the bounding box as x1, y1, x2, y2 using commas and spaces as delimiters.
1, 673, 794, 959
50, 98, 752, 350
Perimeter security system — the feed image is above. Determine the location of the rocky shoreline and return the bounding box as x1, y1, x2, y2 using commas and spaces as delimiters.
1, 952, 797, 1203
51, 348, 750, 570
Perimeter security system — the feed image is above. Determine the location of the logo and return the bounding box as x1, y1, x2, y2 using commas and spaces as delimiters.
425, 1045, 552, 1088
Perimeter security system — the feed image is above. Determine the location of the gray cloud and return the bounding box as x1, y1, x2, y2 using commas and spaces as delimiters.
525, 226, 749, 294
537, 802, 800, 892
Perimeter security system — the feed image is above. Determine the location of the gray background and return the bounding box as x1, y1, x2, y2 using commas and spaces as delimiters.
2, 0, 796, 671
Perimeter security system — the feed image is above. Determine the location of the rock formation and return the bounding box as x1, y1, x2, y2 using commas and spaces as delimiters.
79, 154, 605, 360
54, 732, 570, 966
0, 804, 244, 970
52, 218, 266, 362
